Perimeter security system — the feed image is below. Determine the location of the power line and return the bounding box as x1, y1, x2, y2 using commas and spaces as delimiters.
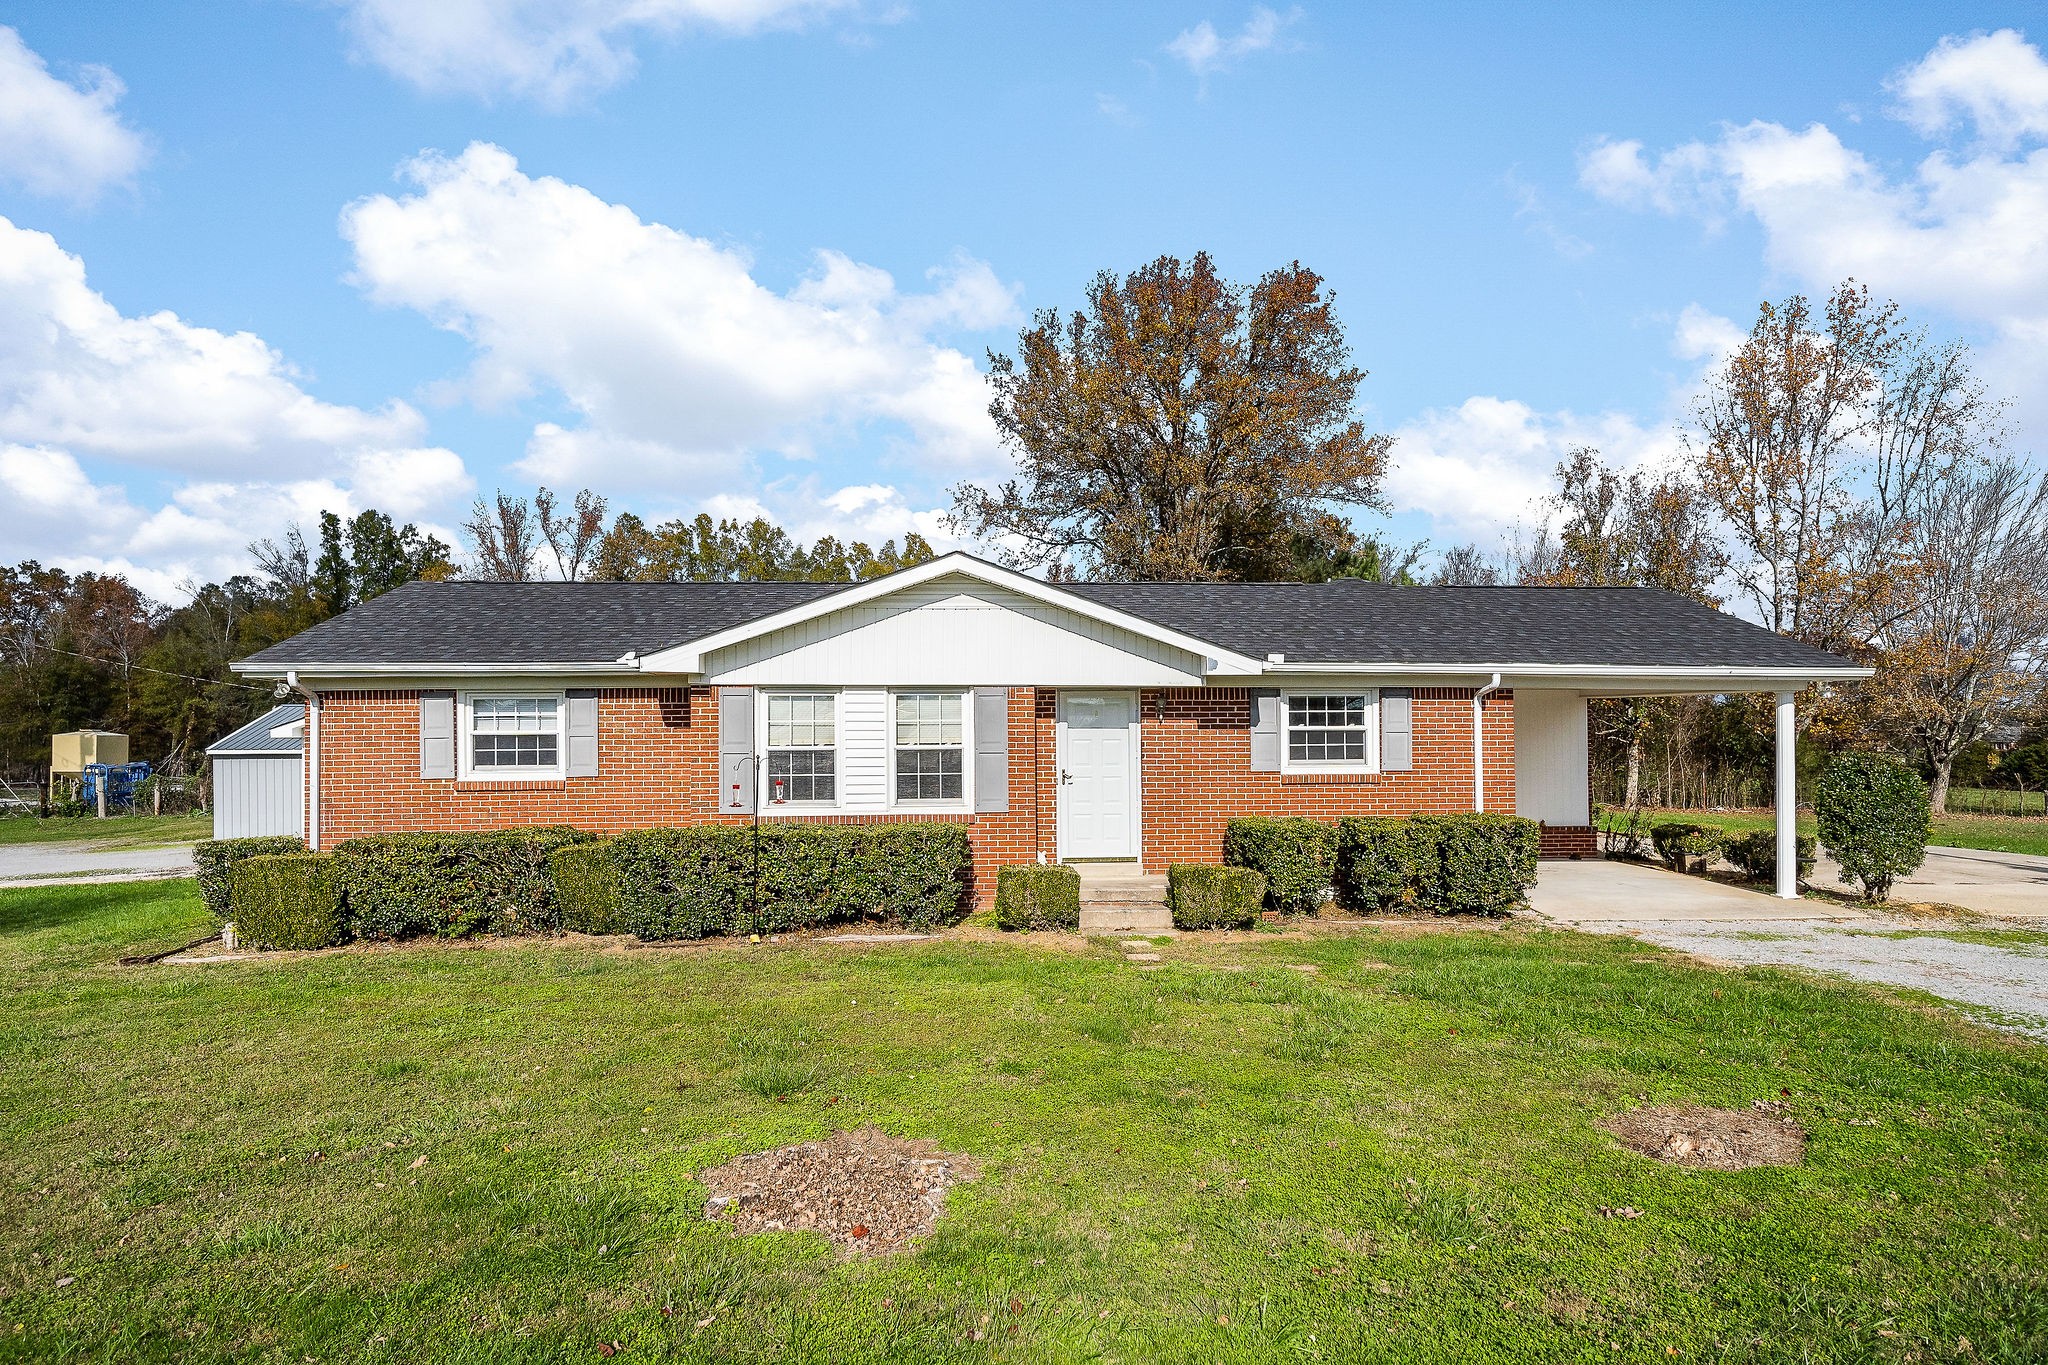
42, 646, 272, 694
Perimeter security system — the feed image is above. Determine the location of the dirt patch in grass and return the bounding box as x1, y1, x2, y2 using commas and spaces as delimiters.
1599, 1101, 1805, 1170
699, 1126, 981, 1256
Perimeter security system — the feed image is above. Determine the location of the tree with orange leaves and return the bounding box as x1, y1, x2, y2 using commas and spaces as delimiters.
951, 253, 1393, 581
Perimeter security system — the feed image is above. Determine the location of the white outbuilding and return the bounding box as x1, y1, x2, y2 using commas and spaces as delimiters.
205, 704, 305, 839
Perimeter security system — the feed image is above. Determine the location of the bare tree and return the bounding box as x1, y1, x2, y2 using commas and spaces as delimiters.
536, 487, 609, 582
1429, 543, 1504, 586
248, 525, 312, 596
463, 492, 541, 582
1866, 457, 2048, 811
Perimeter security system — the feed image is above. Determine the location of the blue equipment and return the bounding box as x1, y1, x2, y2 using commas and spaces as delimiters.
82, 762, 151, 811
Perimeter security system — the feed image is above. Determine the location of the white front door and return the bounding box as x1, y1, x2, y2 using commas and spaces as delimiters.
1058, 692, 1138, 860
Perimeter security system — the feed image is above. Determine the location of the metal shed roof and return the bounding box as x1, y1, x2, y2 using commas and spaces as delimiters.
206, 704, 305, 756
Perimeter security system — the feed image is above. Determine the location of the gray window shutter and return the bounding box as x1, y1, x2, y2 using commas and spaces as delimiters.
973, 687, 1009, 812
565, 689, 599, 777
419, 691, 455, 779
1249, 689, 1281, 772
1381, 687, 1413, 771
718, 687, 755, 813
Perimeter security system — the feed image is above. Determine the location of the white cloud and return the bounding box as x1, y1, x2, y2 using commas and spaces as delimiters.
1671, 303, 1744, 364
342, 142, 1015, 497
1385, 398, 1681, 540
1890, 28, 2048, 150
1580, 29, 2048, 433
334, 0, 861, 106
0, 218, 472, 599
1166, 6, 1299, 80
0, 25, 147, 204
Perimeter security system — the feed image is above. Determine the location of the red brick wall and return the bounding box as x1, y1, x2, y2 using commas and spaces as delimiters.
306, 683, 1518, 901
1134, 687, 1515, 874
1538, 824, 1598, 858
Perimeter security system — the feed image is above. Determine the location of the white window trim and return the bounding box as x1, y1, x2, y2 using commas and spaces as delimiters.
887, 689, 974, 812
458, 689, 567, 782
758, 688, 843, 813
1279, 687, 1381, 775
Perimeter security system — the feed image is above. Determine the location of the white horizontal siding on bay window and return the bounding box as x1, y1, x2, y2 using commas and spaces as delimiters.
837, 688, 889, 812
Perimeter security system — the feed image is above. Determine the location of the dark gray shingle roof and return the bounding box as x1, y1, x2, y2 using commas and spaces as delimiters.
238, 580, 846, 668
234, 565, 1858, 673
207, 704, 304, 754
1066, 580, 1853, 670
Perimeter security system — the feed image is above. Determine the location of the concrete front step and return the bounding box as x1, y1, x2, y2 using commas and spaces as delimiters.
1080, 903, 1174, 933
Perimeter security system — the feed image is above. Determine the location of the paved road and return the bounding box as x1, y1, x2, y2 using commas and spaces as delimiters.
1534, 859, 2048, 1041
0, 841, 196, 890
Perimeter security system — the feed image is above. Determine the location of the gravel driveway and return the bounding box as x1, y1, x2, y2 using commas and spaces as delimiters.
1535, 859, 2048, 1041
0, 842, 197, 890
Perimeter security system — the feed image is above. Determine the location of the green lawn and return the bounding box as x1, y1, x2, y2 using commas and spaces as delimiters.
0, 812, 211, 850
3, 881, 2045, 1363
1617, 806, 2048, 859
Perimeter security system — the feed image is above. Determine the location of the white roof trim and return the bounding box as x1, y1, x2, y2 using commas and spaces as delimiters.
233, 661, 642, 679
634, 552, 1268, 676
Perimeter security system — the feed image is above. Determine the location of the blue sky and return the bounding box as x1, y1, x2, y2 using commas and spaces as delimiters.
3, 2, 2044, 597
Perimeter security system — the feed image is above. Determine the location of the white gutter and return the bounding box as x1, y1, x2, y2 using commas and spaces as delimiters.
285, 670, 320, 849
232, 660, 644, 678
1472, 672, 1502, 811
1258, 661, 1873, 682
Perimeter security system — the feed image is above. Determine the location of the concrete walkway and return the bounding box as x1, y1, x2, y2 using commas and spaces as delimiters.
1815, 845, 2048, 920
0, 842, 196, 890
1532, 858, 2048, 1041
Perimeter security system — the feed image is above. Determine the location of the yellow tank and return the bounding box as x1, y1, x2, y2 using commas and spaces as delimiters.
50, 730, 128, 776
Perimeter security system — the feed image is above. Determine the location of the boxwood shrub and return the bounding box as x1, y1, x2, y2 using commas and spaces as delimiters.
1815, 752, 1932, 902
1331, 812, 1541, 916
194, 835, 303, 921
993, 864, 1081, 931
1649, 821, 1719, 874
1222, 817, 1337, 915
1721, 829, 1817, 886
612, 821, 971, 940
1168, 864, 1266, 930
228, 852, 347, 950
1418, 813, 1542, 915
1335, 817, 1427, 913
335, 826, 595, 939
548, 840, 623, 935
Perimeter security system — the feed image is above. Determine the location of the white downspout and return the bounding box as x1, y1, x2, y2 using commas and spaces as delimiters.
1775, 689, 1798, 898
1472, 672, 1502, 811
287, 670, 320, 850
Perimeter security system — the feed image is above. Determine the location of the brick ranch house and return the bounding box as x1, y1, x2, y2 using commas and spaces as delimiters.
229, 552, 1867, 903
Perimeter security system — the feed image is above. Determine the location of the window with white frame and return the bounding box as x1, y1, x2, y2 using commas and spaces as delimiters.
765, 693, 836, 803
893, 692, 964, 802
467, 695, 562, 776
1284, 692, 1377, 770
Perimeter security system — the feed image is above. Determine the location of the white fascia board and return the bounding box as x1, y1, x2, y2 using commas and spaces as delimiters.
1244, 661, 1872, 691
634, 551, 1267, 676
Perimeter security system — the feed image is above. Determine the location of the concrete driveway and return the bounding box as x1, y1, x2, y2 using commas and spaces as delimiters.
0, 842, 196, 890
1815, 845, 2048, 920
1532, 858, 2048, 1042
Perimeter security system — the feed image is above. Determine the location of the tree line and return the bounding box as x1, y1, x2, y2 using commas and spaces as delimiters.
4, 254, 2043, 813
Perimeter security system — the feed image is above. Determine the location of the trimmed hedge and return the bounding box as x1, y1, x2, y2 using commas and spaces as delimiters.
335, 827, 595, 939
1222, 817, 1338, 915
1815, 752, 1931, 902
228, 852, 348, 950
612, 822, 971, 940
194, 835, 303, 921
1721, 829, 1817, 885
1649, 821, 1720, 874
549, 840, 624, 935
1331, 812, 1541, 916
1336, 817, 1427, 913
1168, 864, 1265, 930
993, 864, 1081, 931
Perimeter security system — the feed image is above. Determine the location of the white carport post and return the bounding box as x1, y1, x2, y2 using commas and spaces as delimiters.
1774, 690, 1798, 898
